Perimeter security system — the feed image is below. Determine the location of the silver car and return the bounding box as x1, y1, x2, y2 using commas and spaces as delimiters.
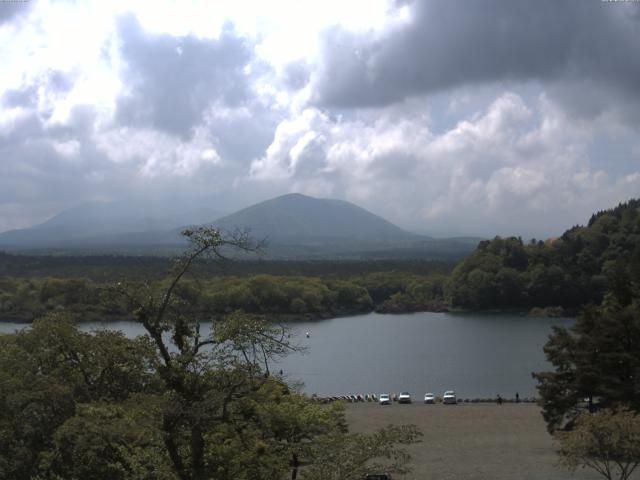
379, 393, 391, 405
424, 392, 435, 404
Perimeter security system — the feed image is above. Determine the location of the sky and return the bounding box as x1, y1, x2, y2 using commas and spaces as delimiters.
1, 0, 639, 238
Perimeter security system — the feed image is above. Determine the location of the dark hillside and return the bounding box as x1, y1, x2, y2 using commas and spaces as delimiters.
212, 193, 418, 241
0, 252, 454, 281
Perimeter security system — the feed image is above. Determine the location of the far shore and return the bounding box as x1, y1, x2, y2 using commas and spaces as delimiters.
346, 402, 600, 480
0, 304, 575, 326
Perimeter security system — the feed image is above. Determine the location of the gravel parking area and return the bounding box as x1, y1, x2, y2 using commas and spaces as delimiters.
346, 402, 603, 480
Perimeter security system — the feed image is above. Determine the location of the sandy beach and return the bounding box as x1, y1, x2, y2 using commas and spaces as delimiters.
346, 402, 604, 480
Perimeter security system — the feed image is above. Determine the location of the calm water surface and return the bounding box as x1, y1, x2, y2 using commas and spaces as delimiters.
0, 312, 573, 398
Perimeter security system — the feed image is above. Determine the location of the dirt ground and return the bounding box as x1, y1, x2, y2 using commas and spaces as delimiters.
345, 402, 604, 480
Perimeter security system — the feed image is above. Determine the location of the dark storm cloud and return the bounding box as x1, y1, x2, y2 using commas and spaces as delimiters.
1, 85, 37, 108
282, 60, 311, 90
0, 113, 83, 206
207, 104, 282, 166
0, 0, 33, 24
1, 71, 73, 109
312, 0, 640, 111
115, 14, 254, 138
0, 99, 124, 202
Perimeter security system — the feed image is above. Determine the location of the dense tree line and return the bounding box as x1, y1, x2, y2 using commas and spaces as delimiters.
0, 253, 453, 281
447, 199, 640, 311
532, 200, 640, 435
0, 271, 449, 323
0, 276, 127, 323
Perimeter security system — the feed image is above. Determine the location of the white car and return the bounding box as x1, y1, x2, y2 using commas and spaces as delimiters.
443, 390, 457, 404
379, 393, 391, 405
398, 392, 412, 404
424, 393, 435, 404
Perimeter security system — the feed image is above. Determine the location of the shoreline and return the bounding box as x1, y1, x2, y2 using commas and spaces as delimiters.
0, 305, 574, 325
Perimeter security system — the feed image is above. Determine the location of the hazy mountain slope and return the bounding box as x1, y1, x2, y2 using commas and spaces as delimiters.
0, 201, 222, 248
212, 193, 420, 241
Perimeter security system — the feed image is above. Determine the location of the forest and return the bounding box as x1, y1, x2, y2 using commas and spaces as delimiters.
448, 199, 640, 311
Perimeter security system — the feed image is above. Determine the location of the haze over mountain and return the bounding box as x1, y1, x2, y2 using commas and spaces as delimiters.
0, 193, 480, 259
0, 201, 223, 249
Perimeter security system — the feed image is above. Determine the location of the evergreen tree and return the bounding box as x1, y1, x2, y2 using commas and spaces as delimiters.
533, 297, 640, 432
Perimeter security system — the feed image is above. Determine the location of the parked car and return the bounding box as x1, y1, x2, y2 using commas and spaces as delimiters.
424, 392, 435, 404
443, 390, 457, 404
365, 475, 392, 480
398, 392, 412, 404
379, 393, 391, 405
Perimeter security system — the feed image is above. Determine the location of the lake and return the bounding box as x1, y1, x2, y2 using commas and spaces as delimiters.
0, 312, 573, 398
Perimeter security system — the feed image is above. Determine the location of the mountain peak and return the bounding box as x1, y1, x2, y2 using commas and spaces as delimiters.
277, 192, 310, 200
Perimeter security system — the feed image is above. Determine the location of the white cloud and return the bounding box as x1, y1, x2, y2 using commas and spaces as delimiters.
52, 139, 81, 159
0, 106, 30, 137
250, 108, 327, 179
94, 125, 221, 177
248, 91, 640, 236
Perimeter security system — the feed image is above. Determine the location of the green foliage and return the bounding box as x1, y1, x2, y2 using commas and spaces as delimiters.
533, 298, 640, 432
555, 408, 640, 480
0, 270, 454, 322
0, 314, 160, 479
44, 400, 174, 480
352, 271, 447, 313
300, 424, 422, 480
446, 237, 528, 309
447, 199, 640, 310
0, 276, 128, 322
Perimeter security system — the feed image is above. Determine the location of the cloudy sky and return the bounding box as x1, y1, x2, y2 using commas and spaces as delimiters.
1, 0, 639, 238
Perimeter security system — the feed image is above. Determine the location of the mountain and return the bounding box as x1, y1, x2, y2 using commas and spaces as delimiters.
0, 193, 479, 259
0, 201, 222, 249
204, 193, 480, 259
212, 193, 418, 242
